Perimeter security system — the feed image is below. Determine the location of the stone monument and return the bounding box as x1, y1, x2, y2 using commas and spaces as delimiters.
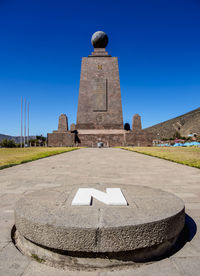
76, 31, 123, 130
48, 31, 153, 147
70, 123, 76, 131
58, 114, 68, 132
132, 114, 142, 131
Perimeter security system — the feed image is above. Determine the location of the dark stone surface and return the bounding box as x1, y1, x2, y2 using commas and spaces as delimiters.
91, 31, 108, 48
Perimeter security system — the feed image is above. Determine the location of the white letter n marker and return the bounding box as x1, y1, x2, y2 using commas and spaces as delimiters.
72, 188, 127, 206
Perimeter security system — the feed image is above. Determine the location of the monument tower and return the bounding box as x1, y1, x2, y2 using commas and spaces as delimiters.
76, 31, 123, 130
48, 31, 153, 147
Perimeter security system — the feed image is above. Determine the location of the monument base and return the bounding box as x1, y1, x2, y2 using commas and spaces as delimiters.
14, 229, 178, 270
47, 130, 153, 147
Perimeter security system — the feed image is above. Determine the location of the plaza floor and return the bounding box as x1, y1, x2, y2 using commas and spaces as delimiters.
0, 148, 200, 276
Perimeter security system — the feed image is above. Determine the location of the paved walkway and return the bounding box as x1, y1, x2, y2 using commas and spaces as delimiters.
0, 148, 200, 275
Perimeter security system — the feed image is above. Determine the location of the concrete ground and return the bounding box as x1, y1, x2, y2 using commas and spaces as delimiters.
0, 148, 200, 276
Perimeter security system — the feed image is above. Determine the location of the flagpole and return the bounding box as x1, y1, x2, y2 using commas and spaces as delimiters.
27, 102, 29, 147
21, 97, 23, 148
24, 98, 26, 147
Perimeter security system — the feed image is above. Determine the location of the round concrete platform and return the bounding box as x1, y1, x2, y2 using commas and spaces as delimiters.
14, 184, 185, 265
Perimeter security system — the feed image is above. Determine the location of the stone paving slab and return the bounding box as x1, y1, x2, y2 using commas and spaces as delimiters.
0, 243, 30, 276
100, 259, 181, 276
22, 262, 100, 276
0, 148, 200, 275
172, 257, 200, 276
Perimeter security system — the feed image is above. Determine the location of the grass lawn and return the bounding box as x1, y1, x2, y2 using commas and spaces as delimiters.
121, 147, 200, 169
0, 147, 79, 170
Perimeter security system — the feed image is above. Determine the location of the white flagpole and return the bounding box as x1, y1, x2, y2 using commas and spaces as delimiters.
24, 98, 26, 147
21, 97, 23, 148
27, 102, 29, 147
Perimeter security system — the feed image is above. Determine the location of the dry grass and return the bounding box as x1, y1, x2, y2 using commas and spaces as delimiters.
0, 147, 79, 169
121, 147, 200, 169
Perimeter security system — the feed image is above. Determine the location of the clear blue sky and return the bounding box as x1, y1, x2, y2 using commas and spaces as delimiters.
0, 0, 200, 136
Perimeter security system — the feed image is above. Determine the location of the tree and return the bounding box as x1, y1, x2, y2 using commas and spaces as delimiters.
173, 131, 181, 139
124, 123, 130, 131
29, 138, 37, 147
36, 135, 47, 146
0, 139, 16, 148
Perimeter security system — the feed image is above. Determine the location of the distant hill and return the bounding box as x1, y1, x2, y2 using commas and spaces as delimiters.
143, 107, 200, 139
0, 134, 36, 143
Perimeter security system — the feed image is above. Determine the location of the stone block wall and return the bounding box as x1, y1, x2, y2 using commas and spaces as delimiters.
48, 132, 74, 147
78, 134, 125, 147
125, 131, 153, 147
47, 131, 153, 147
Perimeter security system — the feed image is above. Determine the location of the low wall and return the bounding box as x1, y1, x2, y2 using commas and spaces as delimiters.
48, 132, 75, 147
47, 131, 153, 147
78, 134, 125, 147
125, 131, 153, 147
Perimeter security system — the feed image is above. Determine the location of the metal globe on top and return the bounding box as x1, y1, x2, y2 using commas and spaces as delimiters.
91, 31, 108, 48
